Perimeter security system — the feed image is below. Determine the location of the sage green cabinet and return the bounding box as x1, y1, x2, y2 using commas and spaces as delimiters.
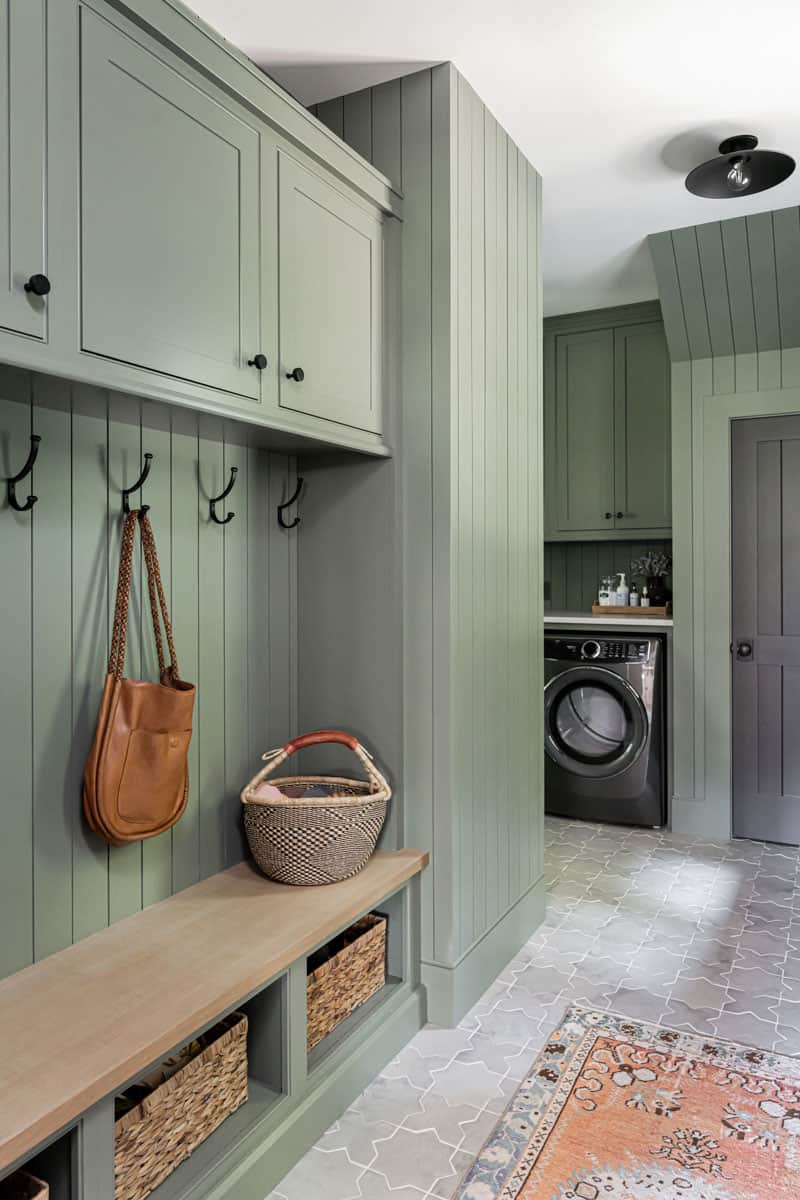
79, 7, 265, 404
545, 305, 671, 540
277, 153, 383, 434
613, 321, 671, 532
0, 0, 48, 341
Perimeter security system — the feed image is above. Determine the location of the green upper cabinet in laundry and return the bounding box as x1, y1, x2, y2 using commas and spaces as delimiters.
544, 302, 671, 540
0, 0, 48, 341
277, 152, 383, 434
79, 7, 265, 405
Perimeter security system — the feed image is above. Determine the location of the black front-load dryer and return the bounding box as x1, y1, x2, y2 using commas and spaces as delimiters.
544, 632, 666, 827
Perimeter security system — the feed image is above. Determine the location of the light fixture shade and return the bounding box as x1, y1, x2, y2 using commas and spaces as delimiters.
685, 134, 795, 198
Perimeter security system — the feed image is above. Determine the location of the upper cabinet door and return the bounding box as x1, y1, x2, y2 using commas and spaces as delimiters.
79, 9, 263, 402
277, 153, 382, 434
0, 0, 47, 340
553, 329, 616, 533
613, 322, 671, 531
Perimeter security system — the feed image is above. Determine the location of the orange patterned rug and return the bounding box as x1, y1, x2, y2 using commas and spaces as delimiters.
456, 1006, 800, 1199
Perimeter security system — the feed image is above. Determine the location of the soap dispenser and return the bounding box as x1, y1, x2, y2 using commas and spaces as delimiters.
616, 572, 630, 606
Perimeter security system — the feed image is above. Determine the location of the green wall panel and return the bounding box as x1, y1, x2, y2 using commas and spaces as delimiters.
0, 365, 297, 980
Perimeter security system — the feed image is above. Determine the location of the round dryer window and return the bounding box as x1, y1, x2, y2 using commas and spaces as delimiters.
544, 666, 649, 779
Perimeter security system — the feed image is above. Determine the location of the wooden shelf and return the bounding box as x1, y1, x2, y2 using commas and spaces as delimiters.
0, 849, 428, 1172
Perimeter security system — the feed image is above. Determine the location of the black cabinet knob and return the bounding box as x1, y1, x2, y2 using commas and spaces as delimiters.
247, 353, 268, 370
615, 511, 624, 519
24, 273, 51, 297
604, 512, 613, 520
286, 367, 305, 382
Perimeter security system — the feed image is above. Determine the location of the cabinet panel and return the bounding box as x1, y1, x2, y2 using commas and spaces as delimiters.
0, 0, 47, 340
614, 322, 671, 531
278, 153, 382, 433
79, 8, 262, 402
554, 329, 615, 533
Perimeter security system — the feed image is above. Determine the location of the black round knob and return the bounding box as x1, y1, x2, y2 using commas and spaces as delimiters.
604, 512, 613, 519
616, 511, 624, 519
24, 273, 51, 297
286, 367, 305, 382
248, 353, 268, 370
582, 640, 602, 660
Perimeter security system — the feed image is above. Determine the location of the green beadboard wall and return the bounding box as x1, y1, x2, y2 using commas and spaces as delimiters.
313, 66, 544, 1022
545, 540, 672, 612
0, 364, 297, 979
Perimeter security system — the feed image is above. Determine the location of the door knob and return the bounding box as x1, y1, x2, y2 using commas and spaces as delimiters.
615, 511, 624, 519
24, 273, 51, 297
604, 512, 613, 520
247, 353, 268, 370
286, 367, 305, 382
735, 639, 754, 660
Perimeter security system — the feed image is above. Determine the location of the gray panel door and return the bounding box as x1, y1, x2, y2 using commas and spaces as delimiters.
732, 414, 800, 845
79, 8, 262, 401
278, 152, 382, 433
613, 322, 671, 531
0, 0, 47, 339
554, 329, 615, 533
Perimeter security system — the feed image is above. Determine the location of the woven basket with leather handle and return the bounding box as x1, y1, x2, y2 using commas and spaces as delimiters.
114, 1013, 247, 1200
241, 731, 391, 886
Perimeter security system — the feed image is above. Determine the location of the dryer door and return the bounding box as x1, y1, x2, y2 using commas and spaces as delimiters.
544, 666, 649, 779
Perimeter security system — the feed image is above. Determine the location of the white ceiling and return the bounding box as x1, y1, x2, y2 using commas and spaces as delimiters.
188, 0, 800, 315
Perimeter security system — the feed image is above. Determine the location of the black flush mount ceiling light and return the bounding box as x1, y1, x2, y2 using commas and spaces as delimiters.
685, 134, 795, 198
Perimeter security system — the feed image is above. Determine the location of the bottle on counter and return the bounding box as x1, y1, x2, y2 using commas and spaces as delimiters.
616, 572, 630, 606
641, 584, 650, 607
630, 583, 640, 607
598, 576, 612, 606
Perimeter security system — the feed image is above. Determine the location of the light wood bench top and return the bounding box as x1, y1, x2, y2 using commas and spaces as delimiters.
0, 848, 428, 1170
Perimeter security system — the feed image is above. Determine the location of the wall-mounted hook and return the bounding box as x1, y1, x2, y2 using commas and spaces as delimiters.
122, 451, 153, 514
209, 466, 238, 525
6, 433, 41, 513
277, 476, 304, 529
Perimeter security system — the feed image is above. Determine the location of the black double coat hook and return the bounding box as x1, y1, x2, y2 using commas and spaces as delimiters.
122, 452, 153, 514
209, 466, 238, 525
277, 477, 303, 529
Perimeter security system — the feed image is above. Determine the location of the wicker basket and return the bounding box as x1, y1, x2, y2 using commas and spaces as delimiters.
114, 1013, 248, 1200
0, 1173, 48, 1199
307, 913, 387, 1051
241, 731, 391, 886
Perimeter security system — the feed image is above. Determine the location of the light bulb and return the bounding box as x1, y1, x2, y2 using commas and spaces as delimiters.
726, 156, 752, 193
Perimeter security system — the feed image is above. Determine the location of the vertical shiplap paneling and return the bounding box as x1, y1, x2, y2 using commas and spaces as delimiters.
694, 222, 734, 358
315, 96, 344, 139
223, 439, 249, 868
515, 148, 531, 893
139, 401, 173, 908
494, 122, 510, 921
773, 207, 800, 354
31, 377, 74, 959
170, 410, 201, 894
483, 107, 499, 931
529, 164, 544, 882
0, 374, 296, 978
196, 429, 226, 879
371, 78, 402, 187
71, 386, 111, 942
647, 232, 690, 362
670, 228, 711, 361
267, 455, 298, 751
0, 369, 35, 976
342, 89, 372, 163
107, 394, 144, 922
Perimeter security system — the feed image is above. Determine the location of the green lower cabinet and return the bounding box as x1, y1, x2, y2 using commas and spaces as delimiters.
544, 305, 671, 541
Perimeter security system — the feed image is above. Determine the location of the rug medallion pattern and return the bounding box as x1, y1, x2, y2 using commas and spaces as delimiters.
455, 1006, 800, 1199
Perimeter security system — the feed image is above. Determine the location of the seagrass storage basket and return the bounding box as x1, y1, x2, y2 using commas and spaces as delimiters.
241, 731, 391, 886
0, 1172, 49, 1199
114, 1013, 248, 1200
307, 913, 387, 1051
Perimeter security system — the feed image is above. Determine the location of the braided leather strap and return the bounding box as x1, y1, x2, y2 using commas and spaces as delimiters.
108, 510, 179, 681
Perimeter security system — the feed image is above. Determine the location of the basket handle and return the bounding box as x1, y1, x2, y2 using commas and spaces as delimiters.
248, 730, 390, 797
284, 730, 359, 755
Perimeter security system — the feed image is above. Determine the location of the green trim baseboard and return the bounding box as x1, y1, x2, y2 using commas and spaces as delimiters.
671, 796, 731, 841
421, 876, 546, 1026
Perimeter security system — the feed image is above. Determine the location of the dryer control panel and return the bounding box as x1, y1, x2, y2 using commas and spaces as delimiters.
545, 637, 653, 663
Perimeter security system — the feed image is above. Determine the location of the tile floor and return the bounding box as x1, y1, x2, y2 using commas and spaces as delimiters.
268, 816, 800, 1200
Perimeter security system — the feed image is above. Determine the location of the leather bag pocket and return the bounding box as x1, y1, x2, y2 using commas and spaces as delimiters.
117, 729, 191, 825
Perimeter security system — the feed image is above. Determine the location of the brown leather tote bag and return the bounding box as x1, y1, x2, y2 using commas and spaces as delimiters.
83, 510, 196, 845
